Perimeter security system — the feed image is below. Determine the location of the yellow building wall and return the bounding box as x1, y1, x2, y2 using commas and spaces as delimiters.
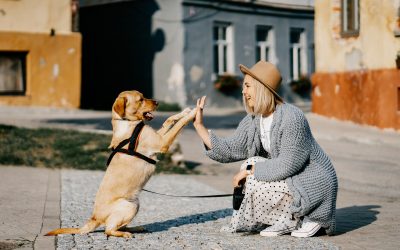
0, 32, 81, 108
0, 0, 72, 34
312, 0, 400, 130
315, 0, 400, 72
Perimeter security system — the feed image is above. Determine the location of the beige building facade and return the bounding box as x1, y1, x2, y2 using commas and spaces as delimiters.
312, 0, 400, 130
0, 0, 81, 108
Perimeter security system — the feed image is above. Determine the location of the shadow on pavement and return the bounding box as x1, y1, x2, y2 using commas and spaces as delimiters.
128, 208, 232, 233
335, 205, 380, 235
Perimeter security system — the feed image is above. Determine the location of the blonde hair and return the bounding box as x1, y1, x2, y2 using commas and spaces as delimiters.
242, 76, 282, 116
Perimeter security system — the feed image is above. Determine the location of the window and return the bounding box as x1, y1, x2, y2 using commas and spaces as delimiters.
289, 28, 307, 81
256, 25, 276, 64
0, 52, 27, 95
213, 22, 234, 75
398, 87, 400, 111
341, 0, 359, 37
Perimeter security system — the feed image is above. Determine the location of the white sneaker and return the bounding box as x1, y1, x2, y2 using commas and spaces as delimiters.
260, 224, 297, 237
291, 221, 321, 238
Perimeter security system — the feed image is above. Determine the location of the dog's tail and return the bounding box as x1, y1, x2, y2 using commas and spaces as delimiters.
45, 218, 99, 236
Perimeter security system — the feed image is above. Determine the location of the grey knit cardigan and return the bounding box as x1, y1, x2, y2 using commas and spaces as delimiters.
205, 103, 338, 235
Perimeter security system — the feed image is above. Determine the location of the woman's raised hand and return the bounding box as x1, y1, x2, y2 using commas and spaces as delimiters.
193, 96, 211, 149
194, 96, 206, 127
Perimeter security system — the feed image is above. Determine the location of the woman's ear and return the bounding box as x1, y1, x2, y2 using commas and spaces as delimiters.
112, 96, 126, 119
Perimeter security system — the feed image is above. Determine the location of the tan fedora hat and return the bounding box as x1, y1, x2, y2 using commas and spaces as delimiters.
239, 60, 283, 102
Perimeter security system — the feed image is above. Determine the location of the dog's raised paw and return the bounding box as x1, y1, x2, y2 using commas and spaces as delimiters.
188, 108, 198, 117
182, 107, 191, 114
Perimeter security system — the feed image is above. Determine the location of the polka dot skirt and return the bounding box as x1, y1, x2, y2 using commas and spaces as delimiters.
222, 157, 299, 233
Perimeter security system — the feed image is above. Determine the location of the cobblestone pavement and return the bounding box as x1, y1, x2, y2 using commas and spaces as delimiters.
57, 170, 338, 250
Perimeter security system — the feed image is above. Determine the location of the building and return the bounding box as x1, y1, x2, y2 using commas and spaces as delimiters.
155, 0, 315, 109
312, 0, 400, 130
0, 1, 314, 110
79, 0, 315, 109
0, 0, 82, 108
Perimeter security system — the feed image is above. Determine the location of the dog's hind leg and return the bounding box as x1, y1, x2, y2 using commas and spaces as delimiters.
105, 199, 139, 238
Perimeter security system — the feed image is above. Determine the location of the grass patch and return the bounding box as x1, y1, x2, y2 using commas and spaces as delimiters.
0, 124, 197, 174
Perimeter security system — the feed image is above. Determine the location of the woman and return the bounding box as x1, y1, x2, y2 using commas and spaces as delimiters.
193, 61, 337, 237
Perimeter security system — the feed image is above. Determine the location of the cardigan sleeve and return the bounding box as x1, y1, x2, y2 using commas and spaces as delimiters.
254, 109, 312, 182
204, 115, 250, 163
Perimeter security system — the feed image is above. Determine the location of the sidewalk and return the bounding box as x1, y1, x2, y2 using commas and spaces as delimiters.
0, 105, 399, 249
0, 166, 60, 250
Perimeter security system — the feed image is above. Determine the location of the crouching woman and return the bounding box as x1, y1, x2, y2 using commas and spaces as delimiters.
193, 61, 338, 237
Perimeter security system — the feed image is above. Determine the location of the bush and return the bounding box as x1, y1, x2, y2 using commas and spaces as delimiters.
214, 74, 241, 94
289, 76, 312, 98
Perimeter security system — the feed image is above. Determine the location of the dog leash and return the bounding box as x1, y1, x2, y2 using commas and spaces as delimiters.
142, 188, 232, 198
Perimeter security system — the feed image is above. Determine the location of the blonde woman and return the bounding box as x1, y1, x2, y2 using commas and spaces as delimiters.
193, 61, 337, 237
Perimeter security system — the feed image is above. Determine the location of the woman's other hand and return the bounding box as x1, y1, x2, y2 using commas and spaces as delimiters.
232, 170, 248, 187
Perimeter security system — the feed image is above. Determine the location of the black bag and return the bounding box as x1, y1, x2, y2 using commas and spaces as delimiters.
233, 186, 245, 210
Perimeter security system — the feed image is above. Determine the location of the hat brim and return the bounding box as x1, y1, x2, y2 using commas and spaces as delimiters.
239, 64, 283, 102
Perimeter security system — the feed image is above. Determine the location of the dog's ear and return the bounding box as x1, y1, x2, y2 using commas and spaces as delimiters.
112, 96, 126, 118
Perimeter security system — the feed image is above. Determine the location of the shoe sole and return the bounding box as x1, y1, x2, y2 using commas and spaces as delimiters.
260, 227, 296, 237
291, 225, 321, 238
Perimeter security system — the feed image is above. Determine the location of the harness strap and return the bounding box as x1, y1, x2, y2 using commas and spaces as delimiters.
114, 149, 156, 165
106, 121, 156, 166
128, 121, 144, 152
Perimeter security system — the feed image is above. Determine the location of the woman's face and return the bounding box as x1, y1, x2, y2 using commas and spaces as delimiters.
242, 75, 256, 108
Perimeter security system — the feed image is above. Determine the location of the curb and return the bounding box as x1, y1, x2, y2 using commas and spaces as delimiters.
34, 169, 60, 250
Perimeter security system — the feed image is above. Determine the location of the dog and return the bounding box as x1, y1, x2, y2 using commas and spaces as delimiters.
45, 90, 197, 238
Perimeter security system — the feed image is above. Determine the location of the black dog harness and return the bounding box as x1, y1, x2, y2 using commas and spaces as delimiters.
106, 121, 156, 166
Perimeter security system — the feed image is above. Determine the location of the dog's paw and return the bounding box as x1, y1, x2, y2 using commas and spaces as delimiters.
182, 107, 191, 114
188, 107, 198, 118
123, 232, 133, 238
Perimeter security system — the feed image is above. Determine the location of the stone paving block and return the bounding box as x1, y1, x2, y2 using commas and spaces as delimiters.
56, 170, 339, 249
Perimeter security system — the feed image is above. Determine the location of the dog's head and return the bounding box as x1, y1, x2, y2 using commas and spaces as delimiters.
112, 90, 158, 121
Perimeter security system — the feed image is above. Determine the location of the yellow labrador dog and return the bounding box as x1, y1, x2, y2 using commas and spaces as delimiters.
46, 90, 197, 238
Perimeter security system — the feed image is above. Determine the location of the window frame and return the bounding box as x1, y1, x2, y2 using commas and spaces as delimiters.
213, 22, 234, 75
255, 25, 276, 64
289, 28, 308, 81
0, 51, 28, 96
341, 0, 360, 37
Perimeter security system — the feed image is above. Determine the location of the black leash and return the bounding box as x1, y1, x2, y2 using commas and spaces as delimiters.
142, 188, 232, 198
107, 121, 156, 166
